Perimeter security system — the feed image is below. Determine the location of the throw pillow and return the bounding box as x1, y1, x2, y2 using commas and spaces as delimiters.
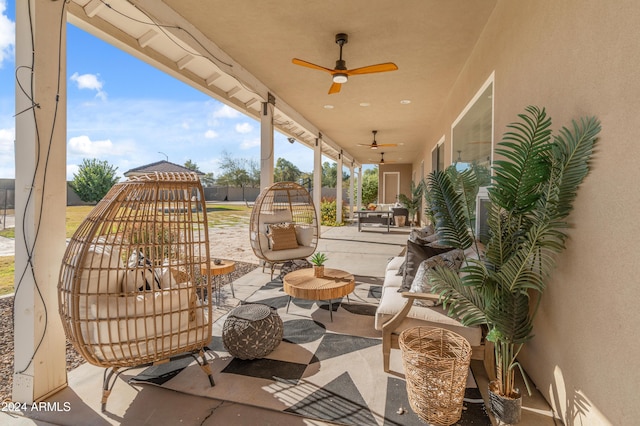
399, 240, 452, 292
409, 228, 439, 245
294, 225, 314, 247
124, 250, 162, 292
409, 249, 464, 306
269, 223, 299, 251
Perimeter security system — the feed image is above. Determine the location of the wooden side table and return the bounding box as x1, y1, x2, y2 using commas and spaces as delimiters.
201, 260, 236, 305
282, 267, 355, 321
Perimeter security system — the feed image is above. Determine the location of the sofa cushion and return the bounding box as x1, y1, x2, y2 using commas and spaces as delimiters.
409, 249, 465, 306
386, 256, 405, 273
375, 286, 482, 346
383, 268, 404, 289
399, 240, 452, 292
269, 223, 299, 251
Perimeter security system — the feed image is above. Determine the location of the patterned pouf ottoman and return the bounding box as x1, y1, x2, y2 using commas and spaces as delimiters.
222, 303, 283, 360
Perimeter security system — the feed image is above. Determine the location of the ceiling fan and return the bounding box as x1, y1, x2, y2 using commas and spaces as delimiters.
358, 130, 398, 150
378, 152, 396, 165
292, 33, 398, 94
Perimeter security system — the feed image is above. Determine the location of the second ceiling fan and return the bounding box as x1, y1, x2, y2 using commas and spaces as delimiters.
292, 33, 398, 94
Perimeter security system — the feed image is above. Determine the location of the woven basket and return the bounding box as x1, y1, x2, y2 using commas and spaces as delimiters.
399, 326, 472, 426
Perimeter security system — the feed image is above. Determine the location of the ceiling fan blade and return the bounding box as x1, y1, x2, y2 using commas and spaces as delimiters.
376, 143, 398, 148
328, 82, 342, 94
292, 58, 334, 73
347, 62, 398, 76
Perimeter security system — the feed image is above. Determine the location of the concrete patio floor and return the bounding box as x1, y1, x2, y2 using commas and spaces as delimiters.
1, 224, 558, 425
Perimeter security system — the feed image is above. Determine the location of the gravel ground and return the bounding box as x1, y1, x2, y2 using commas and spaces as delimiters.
0, 261, 258, 403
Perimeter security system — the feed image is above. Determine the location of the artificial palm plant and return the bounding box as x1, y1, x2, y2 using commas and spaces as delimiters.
398, 180, 424, 226
426, 106, 600, 403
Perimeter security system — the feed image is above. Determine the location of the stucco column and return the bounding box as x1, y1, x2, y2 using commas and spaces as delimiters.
313, 137, 322, 235
349, 164, 355, 220
13, 0, 68, 403
336, 152, 343, 224
357, 166, 363, 211
260, 99, 274, 190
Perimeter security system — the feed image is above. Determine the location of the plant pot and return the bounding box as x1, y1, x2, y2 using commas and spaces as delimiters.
313, 265, 324, 278
488, 380, 522, 424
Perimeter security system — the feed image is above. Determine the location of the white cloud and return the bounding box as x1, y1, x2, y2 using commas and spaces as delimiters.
66, 164, 80, 181
0, 126, 14, 178
70, 72, 107, 100
204, 129, 219, 139
68, 135, 114, 156
0, 0, 15, 69
240, 137, 260, 150
235, 122, 253, 134
212, 104, 241, 119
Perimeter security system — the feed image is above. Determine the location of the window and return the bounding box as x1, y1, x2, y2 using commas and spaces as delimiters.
451, 76, 493, 173
431, 136, 445, 173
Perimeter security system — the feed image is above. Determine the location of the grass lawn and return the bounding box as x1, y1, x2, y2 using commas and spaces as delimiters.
0, 203, 252, 294
0, 228, 14, 238
0, 256, 14, 296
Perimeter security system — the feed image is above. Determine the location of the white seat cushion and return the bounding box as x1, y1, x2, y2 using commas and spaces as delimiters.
375, 286, 482, 346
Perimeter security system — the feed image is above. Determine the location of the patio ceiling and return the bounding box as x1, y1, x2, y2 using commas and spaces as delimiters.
67, 0, 497, 166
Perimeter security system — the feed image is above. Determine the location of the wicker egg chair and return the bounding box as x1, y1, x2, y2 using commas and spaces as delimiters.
249, 181, 319, 278
58, 172, 214, 411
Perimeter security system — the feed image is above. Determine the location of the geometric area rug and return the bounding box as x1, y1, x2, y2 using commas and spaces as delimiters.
130, 276, 490, 425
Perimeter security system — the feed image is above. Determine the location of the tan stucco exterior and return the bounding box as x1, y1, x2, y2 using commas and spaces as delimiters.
378, 163, 413, 204
415, 1, 640, 424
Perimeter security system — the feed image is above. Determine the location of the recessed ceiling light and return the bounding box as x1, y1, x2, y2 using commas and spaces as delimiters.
399, 142, 405, 146
324, 104, 334, 109
359, 102, 371, 107
400, 99, 411, 105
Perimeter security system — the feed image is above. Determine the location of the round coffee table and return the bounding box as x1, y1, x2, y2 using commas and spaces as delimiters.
282, 268, 355, 322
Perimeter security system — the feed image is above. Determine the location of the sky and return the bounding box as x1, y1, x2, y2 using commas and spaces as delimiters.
0, 0, 331, 181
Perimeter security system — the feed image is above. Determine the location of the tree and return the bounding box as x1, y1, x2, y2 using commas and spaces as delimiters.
183, 159, 215, 186
216, 151, 260, 188
360, 167, 378, 205
200, 172, 215, 187
321, 161, 350, 188
183, 159, 201, 172
274, 157, 302, 182
70, 158, 119, 203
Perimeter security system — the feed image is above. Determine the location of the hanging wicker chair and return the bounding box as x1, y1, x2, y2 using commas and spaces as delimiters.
249, 181, 319, 277
58, 172, 214, 411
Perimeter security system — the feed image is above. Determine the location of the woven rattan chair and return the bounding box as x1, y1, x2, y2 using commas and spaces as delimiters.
249, 182, 318, 278
58, 172, 214, 411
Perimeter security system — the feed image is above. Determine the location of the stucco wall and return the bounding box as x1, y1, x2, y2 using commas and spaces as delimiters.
378, 163, 412, 203
416, 1, 640, 424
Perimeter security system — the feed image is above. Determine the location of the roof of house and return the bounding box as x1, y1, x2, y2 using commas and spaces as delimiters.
123, 160, 205, 177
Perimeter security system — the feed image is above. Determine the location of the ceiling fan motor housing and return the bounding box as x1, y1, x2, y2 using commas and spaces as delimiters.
335, 33, 348, 45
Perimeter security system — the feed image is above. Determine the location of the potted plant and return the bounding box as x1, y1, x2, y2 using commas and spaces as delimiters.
398, 180, 424, 226
309, 252, 328, 277
426, 106, 600, 424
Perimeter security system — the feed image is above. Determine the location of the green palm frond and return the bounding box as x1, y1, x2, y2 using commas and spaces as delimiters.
427, 170, 475, 250
486, 289, 532, 344
490, 106, 553, 214
430, 265, 487, 327
457, 167, 480, 231
545, 116, 601, 219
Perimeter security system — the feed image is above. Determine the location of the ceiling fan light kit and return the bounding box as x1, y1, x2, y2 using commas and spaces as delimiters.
292, 33, 398, 94
332, 73, 348, 84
